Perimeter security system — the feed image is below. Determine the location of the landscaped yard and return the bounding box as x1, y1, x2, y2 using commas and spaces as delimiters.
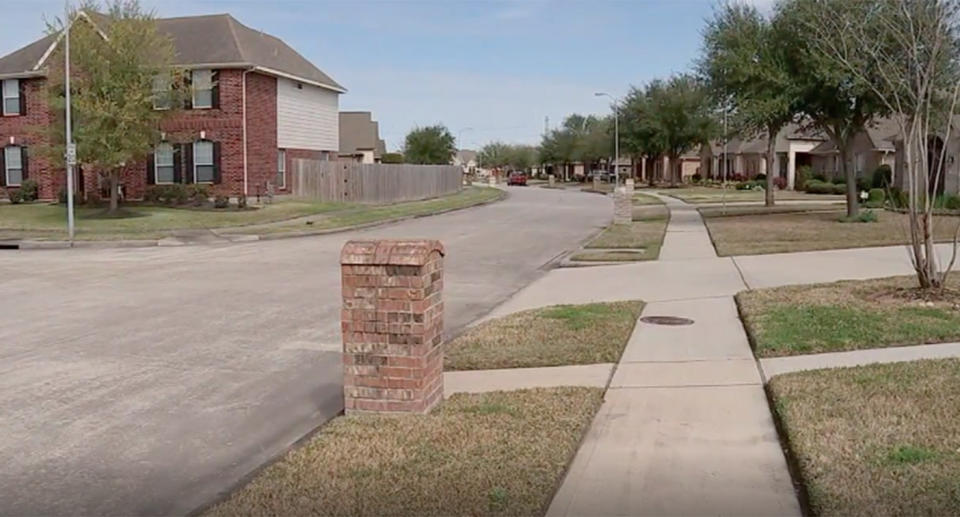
633, 192, 664, 205
0, 187, 503, 241
661, 185, 843, 204
738, 275, 960, 357
704, 208, 960, 255
569, 205, 669, 262
205, 387, 604, 517
445, 301, 644, 370
769, 359, 960, 517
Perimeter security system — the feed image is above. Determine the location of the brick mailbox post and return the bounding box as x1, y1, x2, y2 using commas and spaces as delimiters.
613, 186, 632, 225
340, 240, 445, 414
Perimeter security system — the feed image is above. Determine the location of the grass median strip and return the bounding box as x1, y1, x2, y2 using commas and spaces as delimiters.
769, 359, 960, 517
445, 301, 644, 370
703, 208, 960, 256
738, 275, 960, 357
206, 387, 604, 517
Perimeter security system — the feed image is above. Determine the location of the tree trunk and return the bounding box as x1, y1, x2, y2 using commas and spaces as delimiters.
108, 170, 120, 214
669, 154, 678, 187
840, 142, 859, 218
765, 128, 776, 207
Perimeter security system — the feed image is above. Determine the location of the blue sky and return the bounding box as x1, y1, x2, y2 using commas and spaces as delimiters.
0, 0, 767, 151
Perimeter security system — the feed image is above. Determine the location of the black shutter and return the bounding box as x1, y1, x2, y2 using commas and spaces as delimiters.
0, 147, 6, 186
183, 142, 194, 184
20, 147, 28, 179
18, 80, 26, 116
183, 71, 193, 109
212, 141, 222, 184
211, 70, 220, 109
146, 151, 155, 185
172, 144, 182, 183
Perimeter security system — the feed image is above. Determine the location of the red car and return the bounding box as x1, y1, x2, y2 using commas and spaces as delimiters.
507, 172, 528, 186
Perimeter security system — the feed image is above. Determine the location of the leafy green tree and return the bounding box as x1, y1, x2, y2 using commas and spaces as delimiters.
403, 125, 456, 165
381, 152, 404, 164
508, 145, 538, 171
701, 1, 796, 205
478, 141, 512, 169
621, 85, 667, 184
540, 129, 577, 180
45, 0, 182, 213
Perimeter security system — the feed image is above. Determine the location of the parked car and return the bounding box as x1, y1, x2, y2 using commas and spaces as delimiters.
507, 171, 528, 186
588, 170, 613, 183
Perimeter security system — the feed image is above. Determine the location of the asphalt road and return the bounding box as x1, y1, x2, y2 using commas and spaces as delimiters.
0, 185, 610, 516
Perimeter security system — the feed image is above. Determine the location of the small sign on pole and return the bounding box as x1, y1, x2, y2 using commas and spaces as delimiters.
66, 143, 77, 166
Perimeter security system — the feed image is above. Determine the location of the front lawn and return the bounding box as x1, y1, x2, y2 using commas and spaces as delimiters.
205, 387, 604, 517
445, 301, 644, 370
663, 185, 842, 204
704, 208, 960, 256
0, 187, 503, 241
633, 192, 664, 205
738, 275, 960, 357
769, 359, 960, 517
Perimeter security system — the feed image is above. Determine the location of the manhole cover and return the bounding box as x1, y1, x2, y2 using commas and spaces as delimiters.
640, 316, 694, 326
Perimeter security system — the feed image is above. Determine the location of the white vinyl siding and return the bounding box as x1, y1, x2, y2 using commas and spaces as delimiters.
193, 141, 214, 183
155, 143, 174, 183
5, 146, 23, 186
277, 77, 338, 151
2, 79, 20, 115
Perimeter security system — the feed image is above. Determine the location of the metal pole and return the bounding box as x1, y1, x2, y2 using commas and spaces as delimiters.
614, 100, 620, 186
64, 3, 75, 241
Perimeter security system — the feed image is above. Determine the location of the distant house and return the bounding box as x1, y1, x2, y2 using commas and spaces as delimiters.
453, 149, 478, 173
705, 123, 826, 188
339, 111, 385, 164
810, 118, 897, 180
0, 11, 344, 200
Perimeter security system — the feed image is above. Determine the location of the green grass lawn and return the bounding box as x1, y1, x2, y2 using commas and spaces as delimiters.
738, 276, 960, 357
703, 208, 960, 256
662, 185, 842, 204
206, 387, 604, 517
0, 187, 503, 241
633, 192, 664, 205
445, 301, 644, 370
769, 359, 960, 516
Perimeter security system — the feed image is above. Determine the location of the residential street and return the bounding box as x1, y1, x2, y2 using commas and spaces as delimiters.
0, 186, 610, 516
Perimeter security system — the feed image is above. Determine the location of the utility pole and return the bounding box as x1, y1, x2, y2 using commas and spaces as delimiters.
64, 2, 76, 241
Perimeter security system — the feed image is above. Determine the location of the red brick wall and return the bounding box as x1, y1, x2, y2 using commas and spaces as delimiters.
0, 78, 57, 199
244, 72, 277, 198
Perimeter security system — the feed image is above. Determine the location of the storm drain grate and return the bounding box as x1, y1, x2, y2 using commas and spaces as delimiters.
640, 316, 694, 326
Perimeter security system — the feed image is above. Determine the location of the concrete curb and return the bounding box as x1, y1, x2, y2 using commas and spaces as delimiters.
0, 189, 508, 251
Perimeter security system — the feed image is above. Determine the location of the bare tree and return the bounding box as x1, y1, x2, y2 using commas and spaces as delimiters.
804, 0, 960, 289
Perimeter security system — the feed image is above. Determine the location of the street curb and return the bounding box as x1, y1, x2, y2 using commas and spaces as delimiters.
0, 189, 508, 251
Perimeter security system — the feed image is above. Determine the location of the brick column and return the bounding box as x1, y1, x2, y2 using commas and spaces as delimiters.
340, 240, 445, 414
593, 176, 601, 191
625, 178, 635, 194
548, 174, 555, 187
614, 187, 632, 224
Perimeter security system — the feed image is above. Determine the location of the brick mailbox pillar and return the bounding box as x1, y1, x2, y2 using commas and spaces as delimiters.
593, 175, 601, 191
548, 174, 555, 187
340, 240, 445, 414
625, 178, 635, 194
613, 186, 632, 225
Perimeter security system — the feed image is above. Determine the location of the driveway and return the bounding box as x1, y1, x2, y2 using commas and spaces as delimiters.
0, 186, 609, 516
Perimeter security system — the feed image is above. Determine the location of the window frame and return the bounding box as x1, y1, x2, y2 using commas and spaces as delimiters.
154, 142, 175, 184
191, 69, 214, 109
277, 149, 286, 189
2, 79, 20, 116
152, 75, 171, 111
4, 146, 23, 186
193, 140, 215, 184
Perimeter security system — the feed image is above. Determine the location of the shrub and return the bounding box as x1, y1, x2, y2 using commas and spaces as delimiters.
795, 165, 812, 190
186, 184, 211, 205
691, 173, 702, 183
856, 177, 871, 193
832, 183, 848, 195
856, 209, 878, 223
144, 185, 162, 203
754, 173, 767, 181
773, 177, 787, 190
7, 188, 23, 204
812, 172, 828, 182
19, 179, 38, 202
872, 165, 892, 189
888, 187, 909, 208
58, 188, 68, 204
866, 188, 885, 207
237, 194, 248, 209
831, 175, 847, 185
943, 194, 960, 210
214, 195, 229, 209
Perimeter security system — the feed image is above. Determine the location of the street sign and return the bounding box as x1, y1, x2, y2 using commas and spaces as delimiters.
66, 143, 77, 166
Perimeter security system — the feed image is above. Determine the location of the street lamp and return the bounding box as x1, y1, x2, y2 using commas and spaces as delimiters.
595, 92, 620, 186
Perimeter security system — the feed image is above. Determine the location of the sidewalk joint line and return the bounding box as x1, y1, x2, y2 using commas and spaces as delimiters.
609, 382, 761, 390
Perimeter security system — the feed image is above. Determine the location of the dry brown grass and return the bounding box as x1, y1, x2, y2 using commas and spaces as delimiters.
206, 387, 604, 517
739, 275, 960, 356
445, 301, 644, 370
569, 249, 656, 262
704, 209, 960, 255
698, 203, 843, 218
664, 186, 842, 204
585, 216, 668, 250
632, 193, 664, 205
769, 359, 960, 517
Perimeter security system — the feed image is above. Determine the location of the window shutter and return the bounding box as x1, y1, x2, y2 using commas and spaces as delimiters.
183, 71, 193, 109
211, 70, 220, 109
21, 147, 28, 179
172, 144, 182, 183
183, 143, 194, 184
146, 151, 155, 185
18, 80, 26, 116
213, 141, 222, 184
0, 148, 6, 186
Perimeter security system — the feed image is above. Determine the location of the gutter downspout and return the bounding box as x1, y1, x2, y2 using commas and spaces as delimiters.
241, 67, 253, 197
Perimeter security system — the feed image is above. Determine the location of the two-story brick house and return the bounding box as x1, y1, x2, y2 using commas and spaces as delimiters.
0, 11, 344, 201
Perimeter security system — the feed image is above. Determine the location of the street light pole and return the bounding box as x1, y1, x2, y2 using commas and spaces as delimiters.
64, 2, 75, 241
595, 92, 620, 186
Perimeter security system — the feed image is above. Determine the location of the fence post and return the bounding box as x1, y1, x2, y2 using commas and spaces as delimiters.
340, 240, 445, 414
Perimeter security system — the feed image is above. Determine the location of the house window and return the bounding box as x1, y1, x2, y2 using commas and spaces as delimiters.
2, 79, 20, 116
277, 149, 286, 188
191, 69, 213, 109
4, 146, 23, 186
193, 140, 215, 183
152, 75, 171, 110
155, 143, 175, 183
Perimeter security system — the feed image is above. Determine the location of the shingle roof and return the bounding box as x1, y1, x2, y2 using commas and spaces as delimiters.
339, 112, 384, 156
0, 11, 344, 91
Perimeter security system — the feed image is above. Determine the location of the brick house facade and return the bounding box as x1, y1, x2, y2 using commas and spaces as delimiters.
0, 12, 344, 201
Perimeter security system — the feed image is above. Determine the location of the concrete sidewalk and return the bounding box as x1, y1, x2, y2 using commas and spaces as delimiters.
760, 341, 960, 378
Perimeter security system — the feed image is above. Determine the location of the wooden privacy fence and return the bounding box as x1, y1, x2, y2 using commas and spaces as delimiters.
291, 159, 463, 203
